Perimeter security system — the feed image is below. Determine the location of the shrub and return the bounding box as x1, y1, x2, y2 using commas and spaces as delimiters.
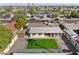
0, 24, 13, 51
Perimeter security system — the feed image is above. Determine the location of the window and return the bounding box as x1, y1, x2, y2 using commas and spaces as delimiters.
32, 33, 36, 35
39, 33, 42, 35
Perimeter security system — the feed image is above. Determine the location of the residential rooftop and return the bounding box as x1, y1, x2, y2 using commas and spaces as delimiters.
60, 18, 79, 20
29, 27, 63, 33
63, 23, 79, 30
33, 17, 54, 21
28, 22, 59, 28
64, 29, 77, 36
28, 22, 49, 28
5, 21, 17, 32
60, 18, 79, 23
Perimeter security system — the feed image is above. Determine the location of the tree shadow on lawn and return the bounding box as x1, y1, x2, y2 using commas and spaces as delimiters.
26, 39, 59, 53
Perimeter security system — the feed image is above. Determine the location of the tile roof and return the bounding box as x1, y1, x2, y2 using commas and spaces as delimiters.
5, 21, 17, 32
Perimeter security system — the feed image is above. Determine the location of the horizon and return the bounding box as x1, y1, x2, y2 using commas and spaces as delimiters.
0, 3, 79, 6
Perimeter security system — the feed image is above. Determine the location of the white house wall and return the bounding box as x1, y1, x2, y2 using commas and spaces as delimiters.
30, 33, 45, 37
30, 33, 62, 38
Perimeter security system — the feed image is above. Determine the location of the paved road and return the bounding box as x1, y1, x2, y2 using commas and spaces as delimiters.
61, 35, 78, 55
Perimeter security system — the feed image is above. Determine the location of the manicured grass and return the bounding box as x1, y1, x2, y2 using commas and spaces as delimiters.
27, 38, 59, 49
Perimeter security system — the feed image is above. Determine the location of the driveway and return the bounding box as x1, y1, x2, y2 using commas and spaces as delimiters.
7, 38, 28, 54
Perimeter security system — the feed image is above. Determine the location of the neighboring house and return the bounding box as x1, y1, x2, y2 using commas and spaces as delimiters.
60, 18, 79, 23
29, 27, 63, 37
5, 21, 17, 32
3, 13, 13, 19
34, 13, 47, 18
61, 23, 79, 40
30, 16, 60, 23
61, 22, 79, 51
64, 29, 79, 51
0, 18, 10, 25
30, 17, 55, 23
28, 22, 49, 28
60, 23, 79, 30
63, 29, 77, 40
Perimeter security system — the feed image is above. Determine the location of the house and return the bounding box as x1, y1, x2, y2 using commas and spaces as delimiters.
64, 29, 79, 51
63, 29, 77, 40
30, 16, 56, 23
3, 13, 14, 19
61, 23, 79, 39
61, 23, 79, 51
28, 22, 49, 28
5, 21, 17, 32
34, 13, 47, 18
0, 18, 10, 24
29, 27, 63, 37
62, 23, 79, 30
60, 18, 79, 23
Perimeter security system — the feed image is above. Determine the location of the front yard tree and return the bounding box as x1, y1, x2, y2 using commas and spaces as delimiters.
15, 12, 27, 29
0, 24, 13, 51
15, 18, 27, 29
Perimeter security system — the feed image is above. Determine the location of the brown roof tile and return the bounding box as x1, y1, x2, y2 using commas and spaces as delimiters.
5, 21, 17, 32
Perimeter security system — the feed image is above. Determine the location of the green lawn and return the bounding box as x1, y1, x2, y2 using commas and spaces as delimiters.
27, 38, 59, 49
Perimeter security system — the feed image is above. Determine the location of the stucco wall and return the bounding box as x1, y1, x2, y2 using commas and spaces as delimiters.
30, 33, 45, 37
30, 33, 62, 37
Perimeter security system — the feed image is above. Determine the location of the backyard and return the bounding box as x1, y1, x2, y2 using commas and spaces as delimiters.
27, 38, 59, 49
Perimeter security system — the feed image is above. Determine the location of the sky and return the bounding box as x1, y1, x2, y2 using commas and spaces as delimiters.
0, 3, 79, 6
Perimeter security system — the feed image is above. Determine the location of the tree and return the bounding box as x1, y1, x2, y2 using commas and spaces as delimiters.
52, 12, 60, 19
4, 6, 12, 13
28, 6, 36, 16
18, 13, 26, 19
15, 12, 27, 29
15, 18, 27, 29
0, 24, 13, 51
64, 10, 71, 18
70, 10, 79, 18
